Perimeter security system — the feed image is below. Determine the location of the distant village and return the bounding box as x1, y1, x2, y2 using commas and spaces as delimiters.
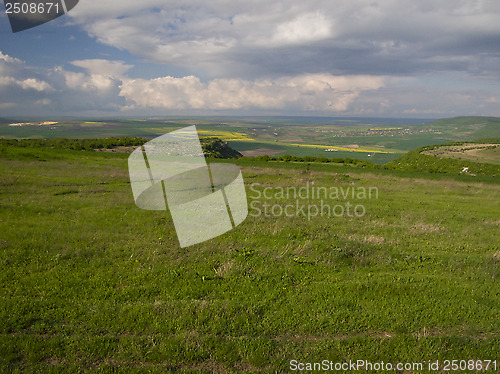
9, 121, 58, 127
331, 127, 439, 137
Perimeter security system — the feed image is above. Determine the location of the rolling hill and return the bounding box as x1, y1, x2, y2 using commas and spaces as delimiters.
385, 139, 500, 176
418, 116, 500, 140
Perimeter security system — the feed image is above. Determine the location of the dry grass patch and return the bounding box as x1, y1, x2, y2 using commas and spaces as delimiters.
346, 234, 385, 245
290, 240, 312, 256
492, 251, 500, 262
240, 148, 285, 157
410, 223, 443, 233
214, 260, 235, 278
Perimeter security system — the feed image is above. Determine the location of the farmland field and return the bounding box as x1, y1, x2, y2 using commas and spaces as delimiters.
0, 142, 499, 372
2, 116, 500, 164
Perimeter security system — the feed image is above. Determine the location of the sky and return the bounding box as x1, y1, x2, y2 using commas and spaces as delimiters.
1, 0, 500, 118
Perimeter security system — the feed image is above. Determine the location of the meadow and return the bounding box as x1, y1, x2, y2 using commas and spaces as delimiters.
0, 143, 498, 372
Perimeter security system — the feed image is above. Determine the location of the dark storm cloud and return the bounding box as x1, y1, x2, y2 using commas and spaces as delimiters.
69, 0, 500, 79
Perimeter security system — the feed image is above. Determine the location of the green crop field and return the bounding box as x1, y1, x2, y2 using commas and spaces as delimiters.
0, 140, 499, 372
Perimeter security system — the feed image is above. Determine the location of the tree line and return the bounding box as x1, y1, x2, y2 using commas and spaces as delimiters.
0, 137, 146, 151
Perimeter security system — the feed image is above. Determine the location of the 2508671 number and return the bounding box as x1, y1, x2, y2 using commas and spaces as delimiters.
5, 2, 60, 14
443, 360, 496, 371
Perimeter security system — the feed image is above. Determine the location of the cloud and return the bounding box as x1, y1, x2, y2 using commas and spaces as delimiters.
0, 102, 16, 109
350, 80, 500, 117
0, 51, 23, 64
66, 0, 500, 79
119, 74, 386, 112
18, 78, 53, 92
5, 1, 500, 118
0, 51, 125, 115
1, 50, 500, 118
63, 70, 120, 92
71, 59, 133, 77
271, 12, 333, 45
0, 53, 53, 92
0, 50, 387, 115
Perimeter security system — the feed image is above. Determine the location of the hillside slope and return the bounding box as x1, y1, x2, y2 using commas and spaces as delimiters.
419, 116, 500, 140
200, 137, 242, 159
385, 139, 500, 176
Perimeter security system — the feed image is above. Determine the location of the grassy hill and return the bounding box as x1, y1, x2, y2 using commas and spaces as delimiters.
386, 139, 500, 176
419, 116, 500, 140
0, 143, 498, 372
423, 142, 500, 165
200, 137, 242, 159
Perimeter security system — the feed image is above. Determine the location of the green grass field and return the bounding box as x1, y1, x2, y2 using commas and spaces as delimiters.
0, 144, 498, 372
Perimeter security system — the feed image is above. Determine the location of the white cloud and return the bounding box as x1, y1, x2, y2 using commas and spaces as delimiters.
71, 59, 133, 77
18, 78, 53, 92
63, 70, 118, 91
272, 12, 333, 45
120, 74, 385, 111
0, 76, 15, 87
0, 51, 23, 64
0, 50, 387, 114
0, 51, 126, 115
0, 55, 52, 92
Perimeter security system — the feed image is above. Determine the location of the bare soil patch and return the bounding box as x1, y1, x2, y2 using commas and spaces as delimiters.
240, 148, 285, 156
